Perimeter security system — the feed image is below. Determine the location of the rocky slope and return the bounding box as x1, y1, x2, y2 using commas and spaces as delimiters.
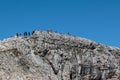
0, 30, 120, 80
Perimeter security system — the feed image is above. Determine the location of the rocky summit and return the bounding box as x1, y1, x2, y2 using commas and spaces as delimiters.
0, 30, 120, 80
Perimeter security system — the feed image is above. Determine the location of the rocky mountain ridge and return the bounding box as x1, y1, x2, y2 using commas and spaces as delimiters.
0, 30, 120, 80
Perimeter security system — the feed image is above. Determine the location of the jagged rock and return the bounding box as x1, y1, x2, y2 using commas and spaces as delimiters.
0, 30, 120, 80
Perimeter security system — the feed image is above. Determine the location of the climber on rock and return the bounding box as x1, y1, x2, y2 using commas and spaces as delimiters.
16, 33, 21, 38
24, 32, 27, 37
47, 29, 52, 33
28, 32, 30, 36
32, 30, 35, 35
16, 33, 19, 37
67, 32, 71, 35
24, 32, 26, 37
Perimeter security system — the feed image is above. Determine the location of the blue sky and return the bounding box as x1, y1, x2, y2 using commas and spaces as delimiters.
0, 0, 120, 47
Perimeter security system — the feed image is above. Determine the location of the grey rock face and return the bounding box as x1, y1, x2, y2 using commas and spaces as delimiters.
0, 30, 120, 80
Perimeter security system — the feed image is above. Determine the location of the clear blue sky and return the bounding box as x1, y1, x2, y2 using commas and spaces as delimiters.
0, 0, 120, 47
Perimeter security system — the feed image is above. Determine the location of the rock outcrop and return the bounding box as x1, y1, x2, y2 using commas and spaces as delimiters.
0, 30, 120, 80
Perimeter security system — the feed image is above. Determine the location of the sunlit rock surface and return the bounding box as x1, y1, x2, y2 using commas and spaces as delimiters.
0, 30, 120, 80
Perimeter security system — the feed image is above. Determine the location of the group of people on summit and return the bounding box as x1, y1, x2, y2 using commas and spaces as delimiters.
16, 30, 35, 37
16, 29, 71, 38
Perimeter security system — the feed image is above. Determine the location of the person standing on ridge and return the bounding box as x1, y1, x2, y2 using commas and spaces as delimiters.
32, 30, 35, 35
28, 32, 30, 36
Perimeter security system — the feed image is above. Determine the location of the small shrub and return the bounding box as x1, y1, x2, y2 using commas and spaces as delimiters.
11, 48, 22, 57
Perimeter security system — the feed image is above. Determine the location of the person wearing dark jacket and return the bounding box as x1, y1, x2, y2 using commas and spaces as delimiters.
28, 32, 30, 36
24, 32, 27, 37
32, 31, 35, 35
